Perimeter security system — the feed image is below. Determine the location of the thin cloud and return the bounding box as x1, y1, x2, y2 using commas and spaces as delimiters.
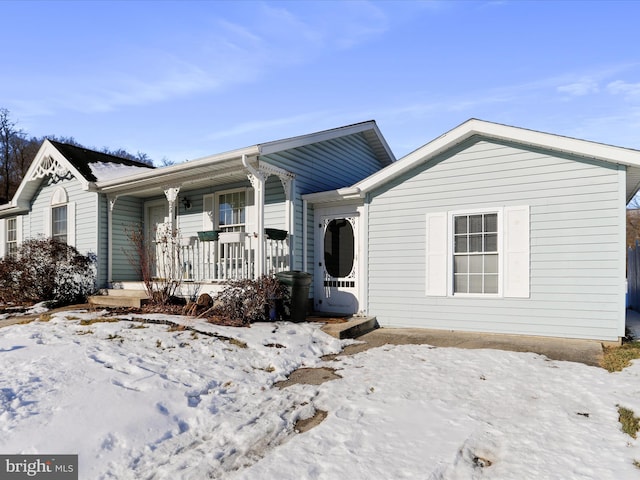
607, 80, 640, 98
557, 79, 600, 96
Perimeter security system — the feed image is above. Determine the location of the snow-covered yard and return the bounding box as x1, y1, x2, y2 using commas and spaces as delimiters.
1, 309, 639, 479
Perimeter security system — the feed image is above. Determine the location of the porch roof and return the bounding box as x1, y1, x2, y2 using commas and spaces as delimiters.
97, 146, 259, 197
97, 120, 393, 198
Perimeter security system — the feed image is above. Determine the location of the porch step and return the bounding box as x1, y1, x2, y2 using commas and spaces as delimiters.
320, 316, 379, 339
88, 289, 150, 308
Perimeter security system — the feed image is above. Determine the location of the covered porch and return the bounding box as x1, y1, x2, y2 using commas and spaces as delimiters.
99, 149, 297, 289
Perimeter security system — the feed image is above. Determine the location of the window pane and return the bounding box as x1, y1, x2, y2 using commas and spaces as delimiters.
485, 254, 498, 274
454, 256, 468, 273
484, 214, 497, 233
469, 234, 482, 252
469, 255, 483, 273
52, 206, 67, 239
454, 236, 468, 253
469, 215, 482, 233
454, 274, 468, 293
484, 233, 497, 252
219, 191, 246, 229
454, 216, 467, 234
484, 274, 498, 294
468, 274, 483, 293
324, 219, 355, 278
7, 218, 16, 242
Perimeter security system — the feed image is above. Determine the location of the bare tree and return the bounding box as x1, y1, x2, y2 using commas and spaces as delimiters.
0, 108, 19, 203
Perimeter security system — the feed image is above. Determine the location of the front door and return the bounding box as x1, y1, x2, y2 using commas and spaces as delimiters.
315, 212, 359, 314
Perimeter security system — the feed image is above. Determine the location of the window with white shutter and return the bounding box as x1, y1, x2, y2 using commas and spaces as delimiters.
425, 206, 529, 298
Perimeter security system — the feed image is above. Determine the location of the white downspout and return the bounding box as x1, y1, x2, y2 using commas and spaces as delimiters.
243, 154, 265, 277
303, 198, 308, 273
107, 196, 116, 286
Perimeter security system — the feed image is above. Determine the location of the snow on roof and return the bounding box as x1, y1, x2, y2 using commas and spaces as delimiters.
88, 161, 157, 182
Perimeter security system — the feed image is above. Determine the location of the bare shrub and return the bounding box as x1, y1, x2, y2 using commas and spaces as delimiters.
203, 275, 289, 326
0, 238, 96, 307
124, 223, 183, 305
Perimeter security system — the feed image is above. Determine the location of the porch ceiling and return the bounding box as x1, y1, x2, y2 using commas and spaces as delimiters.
97, 156, 250, 198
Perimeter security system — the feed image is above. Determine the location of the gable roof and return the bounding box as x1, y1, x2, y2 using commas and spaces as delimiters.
305, 118, 640, 204
1, 140, 154, 215
48, 141, 154, 182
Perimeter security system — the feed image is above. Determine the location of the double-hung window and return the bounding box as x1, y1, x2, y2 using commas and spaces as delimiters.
218, 190, 246, 232
6, 217, 17, 256
52, 205, 68, 243
453, 213, 498, 294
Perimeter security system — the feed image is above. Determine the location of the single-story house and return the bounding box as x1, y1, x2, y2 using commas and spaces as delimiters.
1, 118, 639, 342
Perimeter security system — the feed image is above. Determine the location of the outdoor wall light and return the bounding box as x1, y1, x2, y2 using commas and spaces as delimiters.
182, 197, 192, 210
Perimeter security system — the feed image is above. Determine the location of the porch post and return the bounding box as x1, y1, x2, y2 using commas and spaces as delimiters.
279, 175, 294, 269
107, 195, 117, 285
247, 172, 266, 277
243, 154, 266, 278
163, 186, 180, 231
163, 186, 180, 279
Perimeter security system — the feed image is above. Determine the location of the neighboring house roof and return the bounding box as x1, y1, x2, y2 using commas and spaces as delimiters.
97, 120, 394, 197
304, 118, 640, 204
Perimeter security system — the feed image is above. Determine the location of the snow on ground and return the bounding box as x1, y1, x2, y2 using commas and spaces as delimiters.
1, 310, 639, 479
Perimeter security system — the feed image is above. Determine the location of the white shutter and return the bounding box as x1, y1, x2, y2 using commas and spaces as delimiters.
244, 188, 256, 235
203, 194, 215, 230
43, 207, 51, 237
0, 219, 5, 257
67, 203, 76, 247
503, 205, 530, 298
425, 212, 448, 296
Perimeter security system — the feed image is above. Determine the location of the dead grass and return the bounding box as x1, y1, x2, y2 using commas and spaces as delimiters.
79, 317, 123, 326
618, 405, 640, 439
601, 341, 640, 372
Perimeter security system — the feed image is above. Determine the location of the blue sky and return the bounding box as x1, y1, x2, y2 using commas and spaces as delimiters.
1, 0, 639, 164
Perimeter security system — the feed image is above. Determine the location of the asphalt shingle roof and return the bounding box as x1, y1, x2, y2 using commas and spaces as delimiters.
49, 140, 154, 182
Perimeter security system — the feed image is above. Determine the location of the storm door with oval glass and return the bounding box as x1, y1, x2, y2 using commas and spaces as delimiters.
315, 214, 359, 314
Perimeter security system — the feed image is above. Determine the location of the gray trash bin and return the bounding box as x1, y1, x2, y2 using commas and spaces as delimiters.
276, 271, 312, 322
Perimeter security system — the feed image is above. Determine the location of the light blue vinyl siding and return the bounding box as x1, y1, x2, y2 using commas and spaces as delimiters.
367, 138, 624, 341
29, 177, 99, 254
263, 132, 384, 273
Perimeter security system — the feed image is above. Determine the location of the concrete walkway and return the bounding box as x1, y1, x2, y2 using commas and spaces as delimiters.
336, 327, 605, 366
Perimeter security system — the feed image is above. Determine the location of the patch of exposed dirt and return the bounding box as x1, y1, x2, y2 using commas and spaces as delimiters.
274, 367, 342, 389
295, 409, 328, 433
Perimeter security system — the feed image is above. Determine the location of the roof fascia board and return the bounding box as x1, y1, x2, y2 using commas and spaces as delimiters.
96, 146, 258, 190
368, 121, 396, 164
257, 121, 381, 156
302, 187, 362, 204
356, 119, 640, 193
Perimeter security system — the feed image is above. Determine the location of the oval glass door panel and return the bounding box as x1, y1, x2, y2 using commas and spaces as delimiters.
324, 219, 354, 278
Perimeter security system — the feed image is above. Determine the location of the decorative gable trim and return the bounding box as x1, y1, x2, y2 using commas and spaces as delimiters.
30, 155, 71, 182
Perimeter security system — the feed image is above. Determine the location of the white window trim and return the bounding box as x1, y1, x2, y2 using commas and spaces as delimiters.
203, 187, 254, 232
447, 207, 503, 298
46, 187, 75, 247
6, 217, 19, 256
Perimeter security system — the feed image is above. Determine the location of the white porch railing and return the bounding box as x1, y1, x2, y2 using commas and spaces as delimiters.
179, 231, 290, 282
